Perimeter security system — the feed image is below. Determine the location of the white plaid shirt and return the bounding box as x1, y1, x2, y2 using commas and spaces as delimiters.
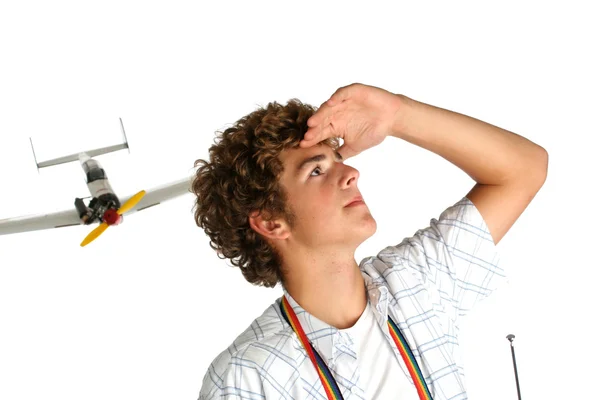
199, 196, 506, 399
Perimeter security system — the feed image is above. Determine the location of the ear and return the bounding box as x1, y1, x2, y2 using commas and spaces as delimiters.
248, 210, 290, 241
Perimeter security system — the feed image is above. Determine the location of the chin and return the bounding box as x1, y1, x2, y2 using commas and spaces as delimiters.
357, 217, 378, 242
366, 220, 378, 238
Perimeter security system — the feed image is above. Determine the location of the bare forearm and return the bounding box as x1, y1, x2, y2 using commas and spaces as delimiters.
391, 94, 548, 185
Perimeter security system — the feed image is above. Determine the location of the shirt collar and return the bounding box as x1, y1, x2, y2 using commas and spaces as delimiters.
280, 270, 391, 365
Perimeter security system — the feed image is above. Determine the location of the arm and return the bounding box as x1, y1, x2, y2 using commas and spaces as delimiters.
391, 94, 548, 244
301, 83, 548, 245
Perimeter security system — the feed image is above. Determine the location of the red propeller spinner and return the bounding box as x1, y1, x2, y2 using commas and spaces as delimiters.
102, 208, 123, 226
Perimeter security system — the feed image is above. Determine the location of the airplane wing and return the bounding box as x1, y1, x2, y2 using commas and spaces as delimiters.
0, 209, 82, 235
118, 176, 193, 217
0, 176, 194, 237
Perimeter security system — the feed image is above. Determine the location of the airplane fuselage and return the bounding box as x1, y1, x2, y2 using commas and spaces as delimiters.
79, 153, 121, 208
75, 153, 122, 225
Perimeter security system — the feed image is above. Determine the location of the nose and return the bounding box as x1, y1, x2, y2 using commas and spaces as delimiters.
341, 165, 360, 188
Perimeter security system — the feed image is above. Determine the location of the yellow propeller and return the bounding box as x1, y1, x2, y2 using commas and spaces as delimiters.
80, 222, 109, 247
80, 190, 146, 247
117, 190, 146, 214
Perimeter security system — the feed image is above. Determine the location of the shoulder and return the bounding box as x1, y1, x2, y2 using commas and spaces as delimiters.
358, 196, 505, 324
359, 196, 499, 276
198, 297, 296, 399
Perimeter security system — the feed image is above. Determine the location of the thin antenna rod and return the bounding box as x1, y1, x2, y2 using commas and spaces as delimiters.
506, 334, 522, 400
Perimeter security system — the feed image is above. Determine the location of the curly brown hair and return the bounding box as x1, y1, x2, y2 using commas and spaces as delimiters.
192, 99, 340, 289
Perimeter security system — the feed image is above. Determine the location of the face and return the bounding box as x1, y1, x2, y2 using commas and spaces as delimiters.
273, 143, 377, 252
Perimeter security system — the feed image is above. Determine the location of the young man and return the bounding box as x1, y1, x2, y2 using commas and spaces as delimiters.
195, 83, 548, 399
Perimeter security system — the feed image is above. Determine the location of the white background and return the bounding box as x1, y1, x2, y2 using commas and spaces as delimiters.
0, 1, 597, 399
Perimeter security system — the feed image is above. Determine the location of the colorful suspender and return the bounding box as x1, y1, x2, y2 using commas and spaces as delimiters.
280, 295, 433, 400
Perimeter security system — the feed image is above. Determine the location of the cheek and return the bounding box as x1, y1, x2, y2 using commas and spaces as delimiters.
309, 189, 338, 217
295, 190, 335, 217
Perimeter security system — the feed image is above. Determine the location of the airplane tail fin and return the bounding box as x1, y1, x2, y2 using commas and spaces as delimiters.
31, 118, 130, 170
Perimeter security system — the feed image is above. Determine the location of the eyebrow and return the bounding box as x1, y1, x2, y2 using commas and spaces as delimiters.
296, 150, 343, 176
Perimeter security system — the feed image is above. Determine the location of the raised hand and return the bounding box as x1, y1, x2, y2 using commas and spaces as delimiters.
300, 83, 403, 160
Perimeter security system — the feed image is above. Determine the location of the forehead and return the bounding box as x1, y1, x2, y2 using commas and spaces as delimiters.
281, 142, 330, 160
281, 143, 340, 166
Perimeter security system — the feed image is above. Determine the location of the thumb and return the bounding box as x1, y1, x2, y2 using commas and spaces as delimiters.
337, 144, 359, 161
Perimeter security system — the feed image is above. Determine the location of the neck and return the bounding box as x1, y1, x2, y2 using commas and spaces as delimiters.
284, 260, 367, 329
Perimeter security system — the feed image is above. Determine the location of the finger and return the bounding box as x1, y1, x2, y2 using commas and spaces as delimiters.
336, 144, 358, 160
300, 126, 323, 148
307, 94, 348, 131
327, 83, 355, 106
307, 100, 332, 127
300, 123, 335, 148
315, 101, 345, 129
324, 102, 348, 130
299, 128, 314, 147
299, 126, 316, 147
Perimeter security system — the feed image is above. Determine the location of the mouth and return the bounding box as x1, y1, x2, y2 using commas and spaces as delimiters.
344, 196, 364, 207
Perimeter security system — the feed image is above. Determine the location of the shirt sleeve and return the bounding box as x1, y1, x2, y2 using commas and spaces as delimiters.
376, 196, 506, 325
198, 354, 265, 400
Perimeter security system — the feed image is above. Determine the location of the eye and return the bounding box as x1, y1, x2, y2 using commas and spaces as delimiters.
309, 165, 324, 177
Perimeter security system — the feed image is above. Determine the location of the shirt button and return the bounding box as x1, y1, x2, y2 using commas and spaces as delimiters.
351, 386, 359, 395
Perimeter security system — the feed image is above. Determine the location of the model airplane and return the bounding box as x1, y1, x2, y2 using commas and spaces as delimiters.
0, 118, 193, 247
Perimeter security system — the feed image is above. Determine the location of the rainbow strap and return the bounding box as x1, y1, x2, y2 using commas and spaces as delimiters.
280, 295, 433, 400
280, 295, 343, 399
387, 316, 433, 400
